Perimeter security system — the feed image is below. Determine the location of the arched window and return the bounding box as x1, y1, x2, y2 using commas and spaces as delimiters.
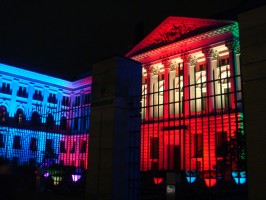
218, 70, 230, 85
175, 77, 183, 92
46, 113, 54, 129
31, 111, 41, 126
0, 106, 8, 124
60, 116, 67, 131
15, 108, 25, 125
196, 74, 207, 91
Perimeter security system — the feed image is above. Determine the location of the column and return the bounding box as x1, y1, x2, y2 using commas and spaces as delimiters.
181, 53, 190, 116
144, 65, 153, 120
162, 59, 171, 119
189, 57, 196, 112
202, 47, 215, 113
226, 40, 240, 110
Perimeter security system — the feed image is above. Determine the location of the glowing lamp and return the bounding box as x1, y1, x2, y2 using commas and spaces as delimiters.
234, 177, 246, 184
153, 177, 163, 184
51, 176, 62, 185
232, 171, 246, 184
44, 172, 49, 178
204, 178, 217, 187
72, 174, 81, 182
186, 176, 196, 183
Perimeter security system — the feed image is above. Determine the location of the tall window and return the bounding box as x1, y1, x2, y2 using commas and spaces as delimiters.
150, 137, 159, 159
194, 134, 203, 157
62, 96, 70, 106
0, 106, 8, 124
13, 136, 21, 149
15, 108, 25, 125
31, 111, 41, 126
33, 90, 43, 101
17, 86, 28, 98
74, 117, 79, 131
80, 140, 87, 153
83, 93, 91, 105
0, 82, 11, 94
0, 134, 5, 148
60, 116, 67, 131
48, 93, 57, 104
74, 96, 81, 107
216, 132, 227, 156
30, 138, 37, 151
46, 113, 54, 129
60, 141, 66, 153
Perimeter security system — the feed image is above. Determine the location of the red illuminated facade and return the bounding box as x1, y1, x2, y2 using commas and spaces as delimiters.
126, 17, 244, 186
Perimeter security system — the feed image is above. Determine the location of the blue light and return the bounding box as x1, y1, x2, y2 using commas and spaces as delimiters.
186, 176, 196, 183
234, 177, 246, 184
232, 171, 246, 184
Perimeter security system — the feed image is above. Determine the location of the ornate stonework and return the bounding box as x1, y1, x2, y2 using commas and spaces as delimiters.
181, 53, 191, 63
144, 65, 153, 74
161, 58, 171, 69
225, 39, 240, 53
202, 47, 214, 58
189, 56, 197, 66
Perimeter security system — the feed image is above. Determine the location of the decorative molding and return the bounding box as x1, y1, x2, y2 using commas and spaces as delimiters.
189, 56, 197, 66
152, 66, 160, 75
130, 23, 237, 62
212, 50, 219, 60
181, 53, 191, 63
170, 62, 177, 71
126, 17, 235, 57
161, 58, 171, 69
202, 47, 214, 57
144, 65, 153, 74
225, 39, 240, 53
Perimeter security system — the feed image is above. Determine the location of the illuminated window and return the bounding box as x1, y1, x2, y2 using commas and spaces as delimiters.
219, 58, 229, 67
0, 106, 7, 124
196, 73, 206, 90
15, 108, 24, 125
218, 69, 230, 85
13, 136, 21, 149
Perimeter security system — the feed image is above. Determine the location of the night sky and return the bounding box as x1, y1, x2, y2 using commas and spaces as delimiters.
0, 0, 262, 80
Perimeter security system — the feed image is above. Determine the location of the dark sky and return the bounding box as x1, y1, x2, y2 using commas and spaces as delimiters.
0, 0, 262, 80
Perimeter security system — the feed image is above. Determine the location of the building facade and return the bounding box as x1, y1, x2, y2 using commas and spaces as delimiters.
0, 63, 91, 169
0, 16, 245, 188
126, 17, 245, 186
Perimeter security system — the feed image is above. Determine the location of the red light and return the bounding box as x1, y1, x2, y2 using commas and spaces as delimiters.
154, 177, 163, 184
204, 178, 217, 187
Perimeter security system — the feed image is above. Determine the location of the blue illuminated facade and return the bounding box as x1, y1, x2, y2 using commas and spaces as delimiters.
0, 63, 91, 168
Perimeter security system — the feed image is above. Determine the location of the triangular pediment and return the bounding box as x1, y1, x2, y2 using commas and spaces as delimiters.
126, 16, 234, 57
